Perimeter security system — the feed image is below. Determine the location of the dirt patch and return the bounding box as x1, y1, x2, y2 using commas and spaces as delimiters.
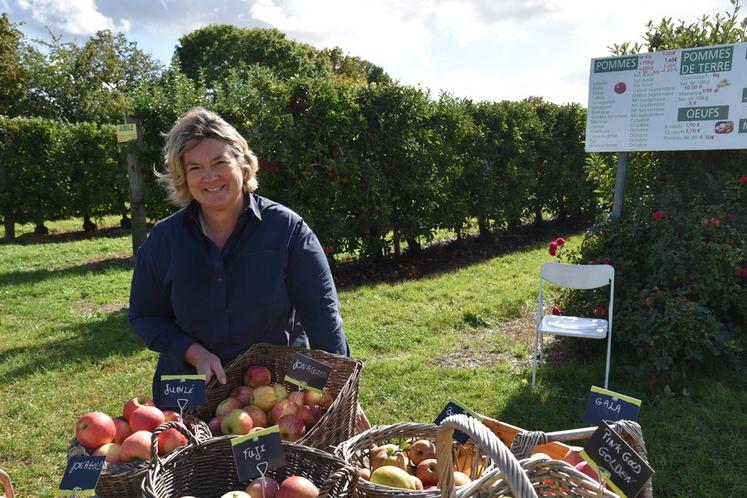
76, 302, 128, 317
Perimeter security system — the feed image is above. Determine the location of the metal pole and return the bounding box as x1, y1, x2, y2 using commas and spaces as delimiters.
126, 117, 147, 253
612, 152, 629, 219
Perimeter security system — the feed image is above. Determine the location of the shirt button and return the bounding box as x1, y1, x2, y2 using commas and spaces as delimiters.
217, 276, 224, 283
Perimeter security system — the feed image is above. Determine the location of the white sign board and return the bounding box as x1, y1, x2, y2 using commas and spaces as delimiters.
586, 42, 747, 152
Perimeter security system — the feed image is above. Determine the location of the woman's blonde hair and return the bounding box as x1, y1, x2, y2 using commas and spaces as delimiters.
157, 107, 259, 207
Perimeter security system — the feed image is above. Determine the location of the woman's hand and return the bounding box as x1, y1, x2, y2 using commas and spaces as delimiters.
184, 343, 227, 385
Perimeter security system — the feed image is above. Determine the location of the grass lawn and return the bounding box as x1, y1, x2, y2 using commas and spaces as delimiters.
0, 219, 745, 497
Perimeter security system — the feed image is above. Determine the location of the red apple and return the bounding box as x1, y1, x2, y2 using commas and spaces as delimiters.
272, 383, 288, 402
245, 476, 280, 498
221, 409, 254, 435
231, 386, 255, 406
208, 415, 224, 434
357, 468, 371, 480
244, 365, 272, 387
157, 427, 188, 456
407, 439, 436, 465
93, 442, 122, 464
75, 411, 116, 450
163, 410, 183, 424
416, 458, 439, 486
123, 396, 155, 421
129, 405, 165, 433
250, 385, 278, 411
411, 476, 424, 490
120, 430, 152, 462
563, 447, 584, 467
216, 397, 243, 417
371, 445, 408, 471
575, 461, 600, 482
243, 405, 268, 428
277, 476, 318, 498
287, 391, 305, 408
277, 414, 306, 442
271, 399, 299, 424
297, 404, 323, 428
317, 389, 333, 410
112, 417, 133, 445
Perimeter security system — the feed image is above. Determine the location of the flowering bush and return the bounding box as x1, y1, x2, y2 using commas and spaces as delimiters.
556, 170, 746, 390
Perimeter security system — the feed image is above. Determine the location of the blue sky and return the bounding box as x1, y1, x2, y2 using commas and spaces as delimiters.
4, 0, 734, 105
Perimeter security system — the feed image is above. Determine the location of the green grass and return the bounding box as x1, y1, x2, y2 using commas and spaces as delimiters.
1, 221, 745, 497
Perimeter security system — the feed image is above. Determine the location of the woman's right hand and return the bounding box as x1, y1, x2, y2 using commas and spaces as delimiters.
184, 343, 227, 385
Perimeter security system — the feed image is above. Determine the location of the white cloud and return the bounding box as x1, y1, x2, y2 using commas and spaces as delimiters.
16, 0, 130, 36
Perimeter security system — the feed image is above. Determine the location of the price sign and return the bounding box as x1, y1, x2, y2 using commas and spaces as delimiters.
580, 421, 654, 498
159, 375, 206, 414
583, 386, 641, 424
116, 123, 137, 143
59, 455, 105, 497
231, 426, 286, 482
284, 352, 331, 392
434, 399, 480, 444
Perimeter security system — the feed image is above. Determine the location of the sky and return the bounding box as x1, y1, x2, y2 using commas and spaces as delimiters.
3, 0, 736, 106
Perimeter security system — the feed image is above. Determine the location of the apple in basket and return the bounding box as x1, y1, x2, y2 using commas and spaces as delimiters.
75, 411, 116, 450
251, 385, 278, 411
277, 414, 306, 442
129, 406, 166, 432
246, 476, 280, 498
415, 458, 439, 486
562, 446, 584, 466
93, 442, 122, 464
157, 427, 189, 456
244, 365, 272, 387
208, 415, 224, 434
407, 439, 436, 465
575, 461, 600, 482
216, 397, 243, 417
163, 410, 183, 424
112, 416, 133, 444
297, 404, 323, 427
370, 444, 408, 471
303, 388, 333, 410
370, 466, 418, 490
287, 391, 305, 408
220, 492, 251, 498
232, 386, 255, 406
120, 430, 152, 462
271, 399, 299, 424
276, 476, 319, 498
222, 409, 255, 435
123, 396, 155, 421
272, 383, 288, 402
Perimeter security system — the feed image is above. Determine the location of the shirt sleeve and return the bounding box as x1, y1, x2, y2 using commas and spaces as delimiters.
286, 220, 350, 357
128, 237, 196, 366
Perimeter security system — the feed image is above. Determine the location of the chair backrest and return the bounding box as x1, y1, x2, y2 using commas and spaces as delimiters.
540, 262, 614, 290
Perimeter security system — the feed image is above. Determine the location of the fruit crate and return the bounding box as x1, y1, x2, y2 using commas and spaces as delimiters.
190, 343, 364, 451
67, 416, 210, 498
336, 415, 651, 498
142, 422, 357, 498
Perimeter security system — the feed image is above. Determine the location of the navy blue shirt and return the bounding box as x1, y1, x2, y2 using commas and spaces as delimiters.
129, 193, 348, 387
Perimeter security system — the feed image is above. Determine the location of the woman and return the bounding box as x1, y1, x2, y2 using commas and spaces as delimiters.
129, 107, 349, 404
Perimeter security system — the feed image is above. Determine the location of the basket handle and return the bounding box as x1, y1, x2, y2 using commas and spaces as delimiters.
0, 468, 15, 498
149, 421, 200, 466
318, 465, 358, 498
436, 414, 537, 498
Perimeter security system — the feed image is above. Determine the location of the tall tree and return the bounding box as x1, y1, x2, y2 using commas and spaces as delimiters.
0, 13, 30, 116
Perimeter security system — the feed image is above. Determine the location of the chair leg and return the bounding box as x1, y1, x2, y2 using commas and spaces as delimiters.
604, 332, 612, 390
531, 331, 540, 388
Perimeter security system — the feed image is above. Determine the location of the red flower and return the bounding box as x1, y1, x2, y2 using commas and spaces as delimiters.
323, 245, 333, 254
601, 257, 611, 265
548, 241, 558, 257
741, 267, 747, 278
594, 303, 608, 317
739, 176, 747, 184
551, 306, 561, 316
709, 217, 721, 227
652, 210, 664, 221
725, 212, 734, 222
555, 237, 566, 247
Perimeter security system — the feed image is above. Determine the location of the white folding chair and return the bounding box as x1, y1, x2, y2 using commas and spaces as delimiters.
532, 262, 615, 389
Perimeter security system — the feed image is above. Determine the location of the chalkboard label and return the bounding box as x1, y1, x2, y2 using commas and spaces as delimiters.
231, 426, 286, 482
434, 399, 480, 444
159, 374, 206, 411
580, 421, 654, 498
284, 352, 331, 392
59, 455, 105, 497
583, 386, 641, 424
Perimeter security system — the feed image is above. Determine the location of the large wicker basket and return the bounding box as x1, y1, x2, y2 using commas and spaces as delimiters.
142, 422, 358, 498
335, 421, 493, 498
190, 343, 364, 451
67, 415, 211, 498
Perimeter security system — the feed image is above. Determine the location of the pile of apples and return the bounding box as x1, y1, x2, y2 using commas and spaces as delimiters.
74, 396, 190, 464
208, 365, 333, 441
213, 475, 319, 498
360, 439, 472, 491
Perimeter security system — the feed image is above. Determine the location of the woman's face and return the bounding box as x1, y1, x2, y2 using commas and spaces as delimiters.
183, 138, 245, 216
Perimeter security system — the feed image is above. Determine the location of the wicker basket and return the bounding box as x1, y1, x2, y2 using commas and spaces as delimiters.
67, 415, 211, 498
142, 422, 358, 498
334, 421, 493, 498
190, 343, 364, 451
